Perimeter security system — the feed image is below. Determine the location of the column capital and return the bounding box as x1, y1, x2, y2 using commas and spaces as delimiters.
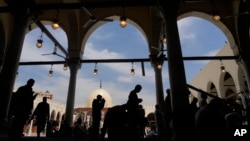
150, 54, 165, 70
66, 57, 81, 71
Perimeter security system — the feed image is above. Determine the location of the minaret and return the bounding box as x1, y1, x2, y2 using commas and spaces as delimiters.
100, 79, 102, 89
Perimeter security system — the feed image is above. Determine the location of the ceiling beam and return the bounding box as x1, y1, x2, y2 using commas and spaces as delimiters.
0, 0, 158, 13
18, 55, 239, 65
36, 1, 157, 9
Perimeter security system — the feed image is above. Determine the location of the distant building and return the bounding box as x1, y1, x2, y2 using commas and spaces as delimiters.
73, 87, 154, 130
26, 87, 154, 136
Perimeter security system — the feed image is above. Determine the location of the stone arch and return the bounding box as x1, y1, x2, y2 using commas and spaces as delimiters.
206, 81, 218, 102
219, 71, 237, 98
50, 109, 56, 120
178, 11, 238, 56
61, 114, 65, 121
56, 112, 61, 122
207, 82, 218, 96
81, 15, 149, 57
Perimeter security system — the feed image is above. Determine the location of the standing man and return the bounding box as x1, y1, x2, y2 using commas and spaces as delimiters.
127, 84, 143, 110
30, 97, 50, 138
126, 84, 143, 140
9, 78, 38, 140
91, 95, 105, 139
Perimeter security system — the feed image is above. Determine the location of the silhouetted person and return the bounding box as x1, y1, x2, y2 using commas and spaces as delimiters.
195, 98, 227, 141
138, 105, 148, 140
164, 89, 173, 141
246, 100, 250, 126
8, 91, 18, 121
72, 118, 88, 139
101, 104, 140, 141
127, 84, 143, 109
199, 92, 208, 107
59, 120, 71, 137
126, 84, 143, 128
155, 104, 166, 141
30, 97, 50, 137
188, 97, 199, 141
190, 97, 198, 113
47, 120, 60, 137
46, 120, 52, 137
9, 78, 38, 140
92, 95, 105, 139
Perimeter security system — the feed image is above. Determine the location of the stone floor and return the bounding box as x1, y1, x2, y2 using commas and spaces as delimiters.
0, 136, 98, 141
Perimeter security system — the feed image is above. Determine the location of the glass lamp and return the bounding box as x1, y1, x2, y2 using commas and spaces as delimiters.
120, 16, 127, 28
48, 70, 53, 77
131, 68, 135, 76
63, 64, 68, 71
221, 66, 226, 73
93, 69, 98, 76
212, 11, 220, 21
93, 63, 98, 76
52, 19, 60, 29
48, 65, 53, 77
36, 39, 43, 48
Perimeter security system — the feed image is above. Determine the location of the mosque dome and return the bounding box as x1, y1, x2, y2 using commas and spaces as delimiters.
86, 88, 113, 108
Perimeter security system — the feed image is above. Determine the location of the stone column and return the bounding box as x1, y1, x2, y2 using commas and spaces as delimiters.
150, 55, 166, 141
150, 55, 165, 111
83, 111, 87, 123
0, 8, 33, 135
160, 1, 192, 141
64, 58, 80, 127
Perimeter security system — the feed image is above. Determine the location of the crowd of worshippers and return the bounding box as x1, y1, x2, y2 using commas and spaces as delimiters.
7, 80, 250, 141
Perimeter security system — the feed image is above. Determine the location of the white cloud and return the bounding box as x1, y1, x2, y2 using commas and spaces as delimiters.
83, 42, 125, 59
178, 18, 198, 43
90, 27, 115, 41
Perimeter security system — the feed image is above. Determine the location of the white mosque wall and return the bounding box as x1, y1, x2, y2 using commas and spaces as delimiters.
189, 43, 243, 105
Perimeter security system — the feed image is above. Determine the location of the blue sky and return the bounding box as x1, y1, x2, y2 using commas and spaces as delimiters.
14, 16, 228, 107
